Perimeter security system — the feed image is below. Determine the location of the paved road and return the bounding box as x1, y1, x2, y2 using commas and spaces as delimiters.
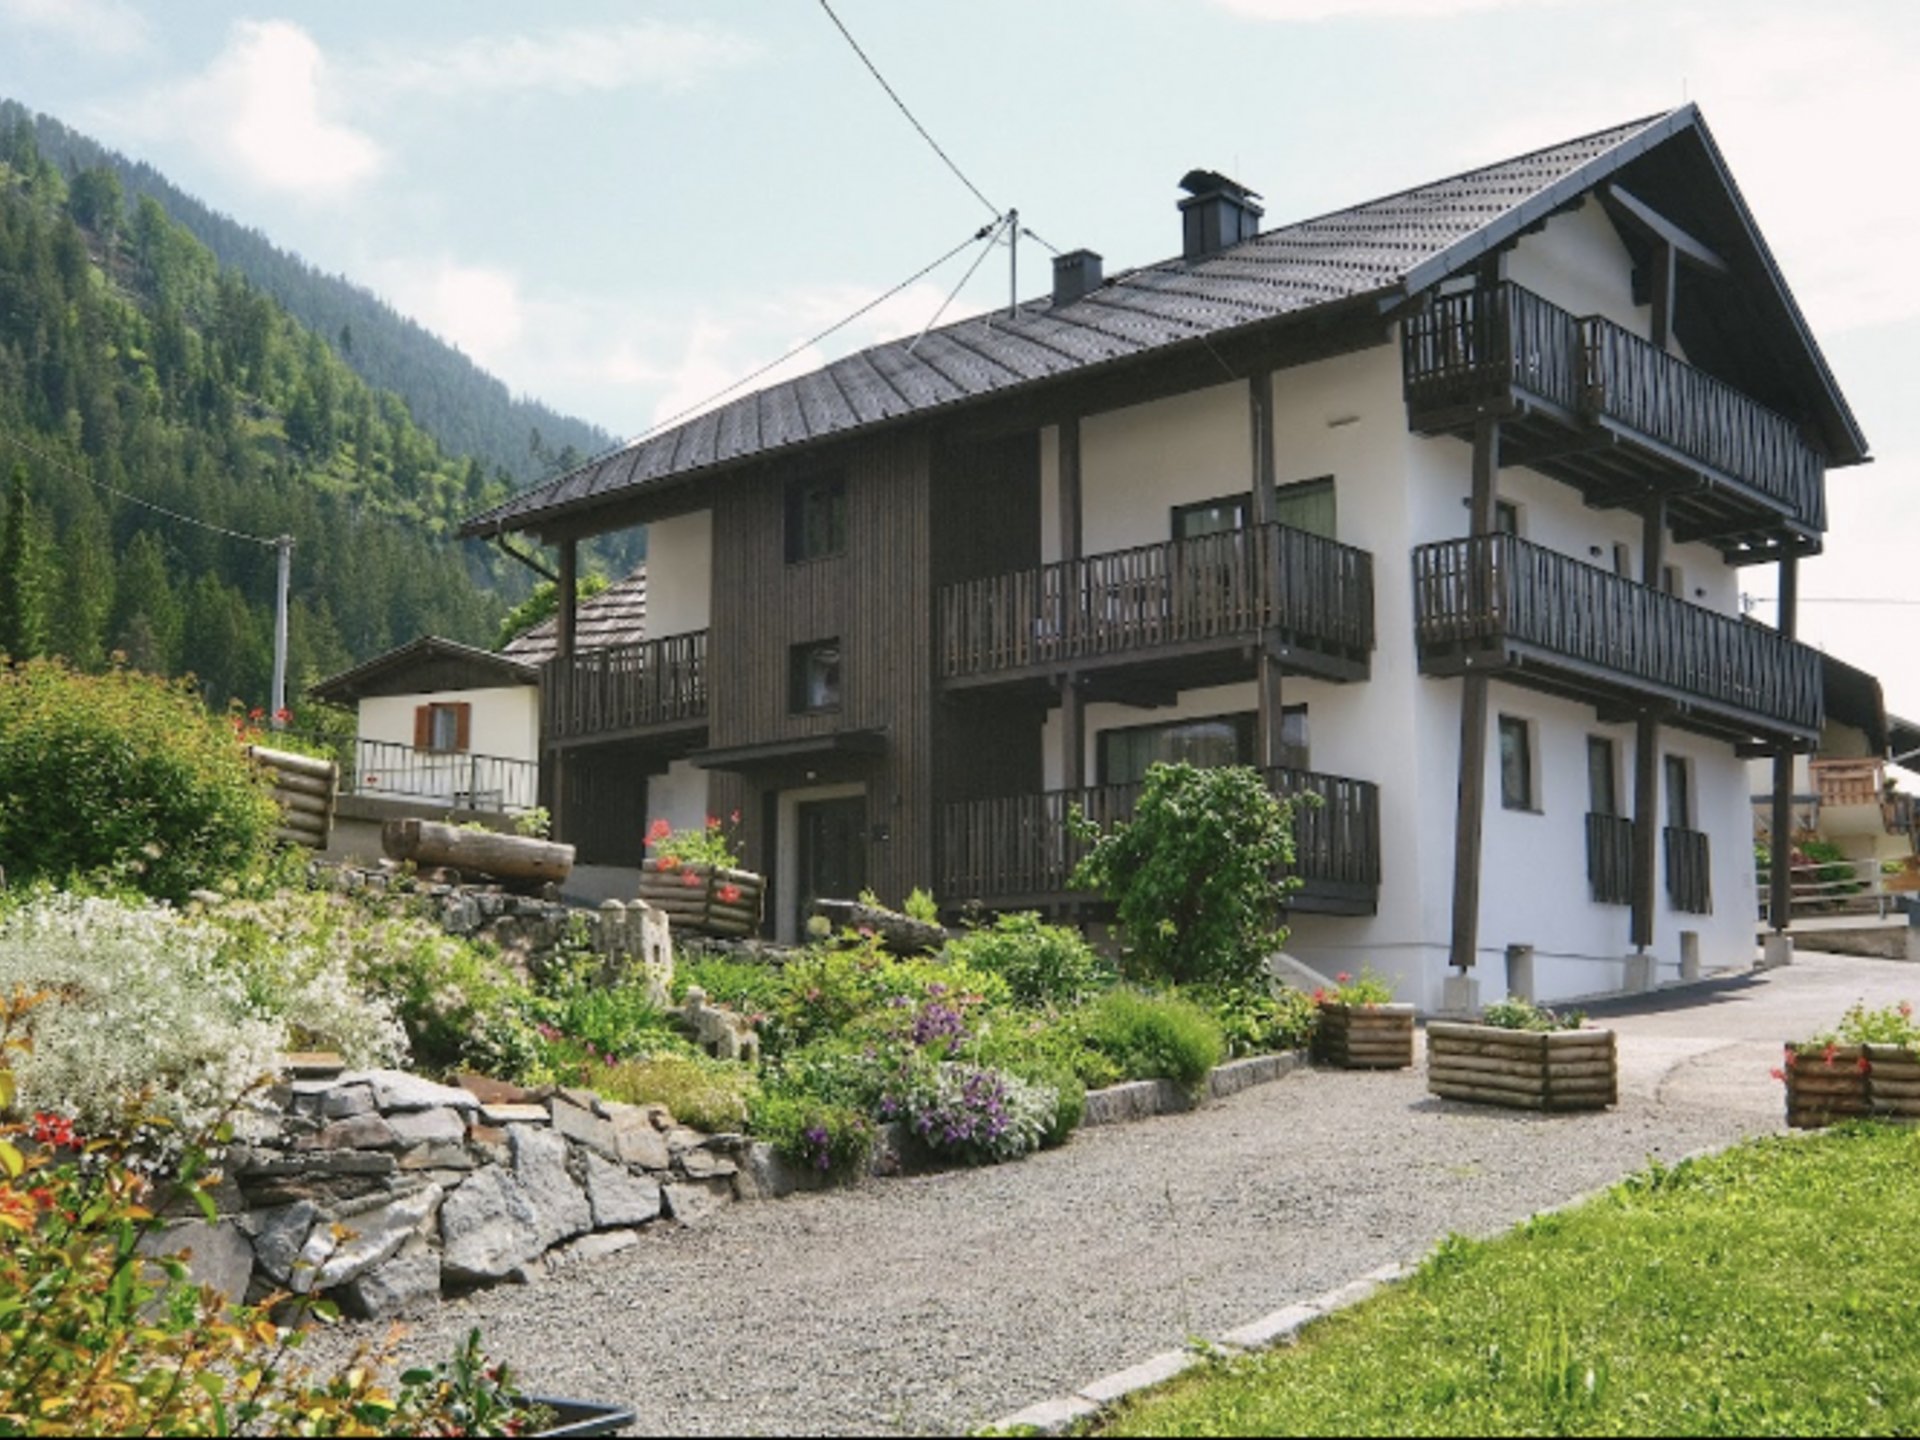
348, 951, 1918, 1436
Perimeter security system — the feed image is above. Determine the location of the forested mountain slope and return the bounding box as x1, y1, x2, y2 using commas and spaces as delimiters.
0, 100, 615, 493
0, 116, 519, 707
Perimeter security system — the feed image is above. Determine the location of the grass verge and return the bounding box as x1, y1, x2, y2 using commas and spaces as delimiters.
1100, 1124, 1920, 1436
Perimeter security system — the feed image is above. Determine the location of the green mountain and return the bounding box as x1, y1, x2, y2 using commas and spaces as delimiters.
0, 99, 616, 495
0, 116, 525, 708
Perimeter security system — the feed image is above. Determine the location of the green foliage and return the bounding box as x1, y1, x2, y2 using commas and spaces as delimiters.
493, 573, 608, 649
645, 813, 745, 870
1070, 988, 1225, 1090
1071, 763, 1299, 988
1317, 967, 1397, 1007
1801, 999, 1920, 1054
530, 956, 685, 1070
1201, 983, 1320, 1056
1100, 1126, 1920, 1437
750, 1089, 874, 1177
0, 658, 281, 901
1479, 998, 1587, 1033
592, 1053, 759, 1132
675, 954, 786, 1019
903, 886, 940, 924
944, 911, 1110, 1007
1796, 838, 1861, 899
513, 805, 552, 839
762, 933, 1010, 1056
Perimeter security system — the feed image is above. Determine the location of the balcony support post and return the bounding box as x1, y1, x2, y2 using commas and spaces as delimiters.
1059, 677, 1085, 792
1769, 554, 1800, 931
1630, 498, 1668, 951
1249, 370, 1289, 767
1650, 239, 1677, 352
549, 538, 579, 843
1449, 414, 1501, 974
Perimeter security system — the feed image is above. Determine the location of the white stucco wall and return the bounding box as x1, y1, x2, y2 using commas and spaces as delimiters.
358, 686, 539, 762
353, 686, 540, 812
646, 758, 712, 843
645, 509, 713, 637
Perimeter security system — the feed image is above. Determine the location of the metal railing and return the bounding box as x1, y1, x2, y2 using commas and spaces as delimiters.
1664, 825, 1712, 915
939, 522, 1373, 680
1413, 533, 1823, 736
1586, 812, 1634, 906
342, 736, 540, 814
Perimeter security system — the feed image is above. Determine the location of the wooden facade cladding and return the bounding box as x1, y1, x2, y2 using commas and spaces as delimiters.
937, 521, 1374, 688
541, 632, 707, 746
1402, 283, 1827, 558
701, 431, 937, 904
1413, 534, 1822, 745
939, 766, 1381, 916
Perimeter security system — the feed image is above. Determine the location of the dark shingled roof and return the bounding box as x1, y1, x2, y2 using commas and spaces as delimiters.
308, 637, 538, 705
463, 106, 1862, 540
501, 567, 647, 664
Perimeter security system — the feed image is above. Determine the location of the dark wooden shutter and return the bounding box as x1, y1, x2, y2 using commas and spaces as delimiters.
413, 705, 431, 750
453, 703, 472, 753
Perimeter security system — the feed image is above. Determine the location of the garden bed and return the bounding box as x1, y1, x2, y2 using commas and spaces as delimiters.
1427, 1021, 1617, 1111
1313, 1002, 1414, 1069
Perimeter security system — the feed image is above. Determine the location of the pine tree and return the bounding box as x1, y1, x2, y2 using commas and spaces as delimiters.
0, 461, 43, 661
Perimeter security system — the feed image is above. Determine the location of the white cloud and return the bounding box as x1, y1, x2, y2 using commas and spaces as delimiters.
0, 0, 150, 57
1210, 0, 1551, 18
356, 19, 758, 101
109, 20, 383, 200
369, 258, 525, 369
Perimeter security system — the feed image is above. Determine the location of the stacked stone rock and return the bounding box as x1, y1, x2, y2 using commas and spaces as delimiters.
213, 1060, 755, 1320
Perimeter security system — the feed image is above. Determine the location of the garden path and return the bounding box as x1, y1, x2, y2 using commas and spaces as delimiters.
352, 949, 1912, 1436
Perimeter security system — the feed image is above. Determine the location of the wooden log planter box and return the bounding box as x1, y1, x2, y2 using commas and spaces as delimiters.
1782, 1043, 1920, 1128
638, 859, 765, 938
1427, 1022, 1619, 1111
1314, 1003, 1416, 1069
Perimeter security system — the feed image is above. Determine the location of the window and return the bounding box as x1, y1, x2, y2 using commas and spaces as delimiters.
413, 702, 469, 754
785, 473, 847, 563
1665, 755, 1692, 830
1173, 493, 1249, 539
1498, 714, 1535, 811
789, 639, 842, 713
1587, 736, 1618, 816
1494, 500, 1521, 536
1099, 711, 1262, 786
1172, 477, 1335, 541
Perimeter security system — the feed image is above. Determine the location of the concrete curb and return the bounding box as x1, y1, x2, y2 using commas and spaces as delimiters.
1079, 1052, 1302, 1127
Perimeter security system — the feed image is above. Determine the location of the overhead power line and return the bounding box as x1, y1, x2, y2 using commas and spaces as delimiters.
816, 0, 1000, 221
1, 428, 277, 548
910, 213, 1011, 354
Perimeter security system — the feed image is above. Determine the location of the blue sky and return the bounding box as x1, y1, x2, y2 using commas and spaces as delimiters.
3, 0, 1919, 716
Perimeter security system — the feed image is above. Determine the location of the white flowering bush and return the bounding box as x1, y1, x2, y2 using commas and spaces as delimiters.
896, 1062, 1058, 1164
0, 892, 407, 1133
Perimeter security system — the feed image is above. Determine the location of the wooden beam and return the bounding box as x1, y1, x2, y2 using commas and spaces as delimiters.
1058, 416, 1082, 566
1449, 414, 1501, 973
1250, 370, 1286, 768
556, 537, 579, 662
1769, 554, 1800, 931
1650, 239, 1677, 352
1059, 677, 1085, 792
1602, 184, 1731, 275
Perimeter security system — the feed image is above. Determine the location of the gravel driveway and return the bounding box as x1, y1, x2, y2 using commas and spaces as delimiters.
331, 950, 1917, 1435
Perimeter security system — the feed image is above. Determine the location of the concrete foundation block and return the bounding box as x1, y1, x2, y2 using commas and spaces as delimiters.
1439, 973, 1481, 1017
1679, 930, 1702, 982
1504, 945, 1535, 1003
1761, 932, 1794, 969
1624, 952, 1656, 993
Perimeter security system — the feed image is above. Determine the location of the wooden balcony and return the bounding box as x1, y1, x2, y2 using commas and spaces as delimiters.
939, 522, 1373, 694
542, 630, 707, 746
1403, 283, 1826, 560
939, 766, 1380, 916
1414, 534, 1821, 746
1665, 826, 1712, 915
1586, 812, 1633, 906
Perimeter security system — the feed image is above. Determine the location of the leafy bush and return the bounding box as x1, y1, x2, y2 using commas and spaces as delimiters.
645, 812, 745, 869
761, 932, 1009, 1055
904, 887, 941, 924
1315, 967, 1396, 1007
1071, 987, 1225, 1090
887, 1061, 1058, 1164
944, 911, 1109, 1007
0, 892, 405, 1134
592, 1053, 759, 1131
1479, 997, 1587, 1032
1071, 762, 1298, 988
1795, 838, 1861, 900
1202, 983, 1319, 1056
750, 1089, 874, 1177
674, 954, 786, 1019
532, 957, 684, 1065
0, 658, 281, 902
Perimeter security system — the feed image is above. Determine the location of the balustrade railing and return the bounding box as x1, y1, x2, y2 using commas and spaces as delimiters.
1664, 826, 1712, 915
542, 630, 707, 742
1585, 812, 1635, 907
343, 737, 539, 814
1403, 283, 1825, 528
1413, 534, 1822, 735
939, 766, 1379, 904
939, 522, 1372, 681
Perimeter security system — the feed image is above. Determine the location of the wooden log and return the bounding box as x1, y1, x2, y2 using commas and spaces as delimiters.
1866, 1077, 1920, 1099
249, 745, 338, 781
277, 789, 333, 818
1430, 1081, 1548, 1109
1428, 1021, 1545, 1046
1436, 1054, 1615, 1081
266, 770, 336, 800
382, 818, 574, 883
1428, 1067, 1546, 1095
274, 824, 326, 849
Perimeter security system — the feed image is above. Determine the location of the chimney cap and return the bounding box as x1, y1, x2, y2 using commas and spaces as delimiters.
1179, 169, 1261, 202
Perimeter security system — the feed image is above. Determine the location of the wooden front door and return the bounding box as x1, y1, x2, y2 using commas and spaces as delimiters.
796, 795, 867, 930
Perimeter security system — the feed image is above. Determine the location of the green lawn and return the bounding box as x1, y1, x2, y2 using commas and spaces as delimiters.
1101, 1125, 1920, 1436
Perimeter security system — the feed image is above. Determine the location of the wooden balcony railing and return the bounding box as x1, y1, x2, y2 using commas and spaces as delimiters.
542, 630, 707, 743
1811, 757, 1886, 809
940, 765, 1380, 913
939, 522, 1373, 682
1403, 283, 1825, 529
1413, 534, 1822, 739
1585, 812, 1634, 906
1664, 826, 1712, 914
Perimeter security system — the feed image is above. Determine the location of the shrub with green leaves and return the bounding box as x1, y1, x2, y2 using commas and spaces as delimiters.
750, 1088, 874, 1177
1480, 997, 1586, 1032
945, 911, 1110, 1007
1202, 983, 1319, 1056
593, 1053, 759, 1131
0, 658, 281, 902
1071, 762, 1298, 988
888, 1060, 1059, 1164
1071, 987, 1225, 1090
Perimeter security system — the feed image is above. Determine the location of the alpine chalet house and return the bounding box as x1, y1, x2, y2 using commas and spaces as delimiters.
461, 107, 1866, 1010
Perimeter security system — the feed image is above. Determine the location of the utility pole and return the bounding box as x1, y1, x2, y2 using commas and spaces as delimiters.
1008, 207, 1018, 319
270, 534, 293, 728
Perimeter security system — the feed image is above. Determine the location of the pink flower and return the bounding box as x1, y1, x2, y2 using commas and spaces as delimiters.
1336, 972, 1353, 985
718, 883, 742, 904
1769, 1067, 1787, 1083
681, 870, 702, 888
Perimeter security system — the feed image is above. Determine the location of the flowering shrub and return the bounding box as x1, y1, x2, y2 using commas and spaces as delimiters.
1314, 968, 1396, 1007
750, 1089, 874, 1176
944, 911, 1110, 1007
891, 1062, 1058, 1164
0, 658, 281, 901
646, 812, 746, 870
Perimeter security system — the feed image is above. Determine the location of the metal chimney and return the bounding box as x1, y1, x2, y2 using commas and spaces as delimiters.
1178, 170, 1263, 260
1051, 249, 1104, 307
